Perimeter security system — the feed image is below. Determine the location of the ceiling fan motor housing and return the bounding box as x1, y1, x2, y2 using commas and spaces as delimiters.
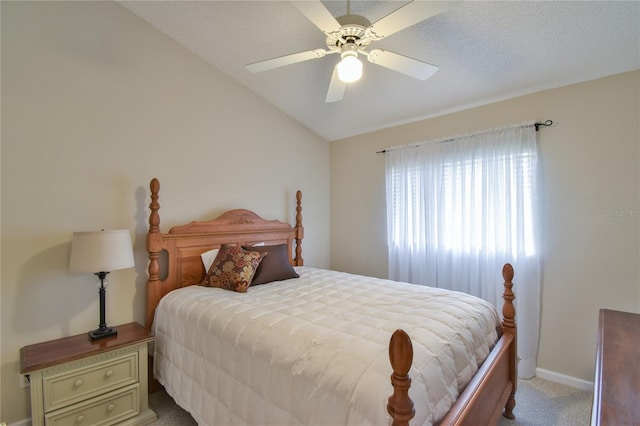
326, 14, 373, 50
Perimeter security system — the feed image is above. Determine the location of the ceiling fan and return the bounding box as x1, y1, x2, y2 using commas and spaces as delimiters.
246, 1, 460, 103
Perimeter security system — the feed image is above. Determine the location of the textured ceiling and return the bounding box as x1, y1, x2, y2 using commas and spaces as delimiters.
118, 1, 640, 141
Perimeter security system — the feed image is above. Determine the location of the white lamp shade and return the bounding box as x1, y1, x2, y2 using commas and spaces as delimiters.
337, 55, 363, 83
69, 230, 135, 273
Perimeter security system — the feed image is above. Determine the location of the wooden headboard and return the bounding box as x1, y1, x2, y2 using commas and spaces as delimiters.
145, 178, 304, 329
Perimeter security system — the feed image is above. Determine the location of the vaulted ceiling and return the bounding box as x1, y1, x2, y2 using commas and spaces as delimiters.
118, 1, 640, 141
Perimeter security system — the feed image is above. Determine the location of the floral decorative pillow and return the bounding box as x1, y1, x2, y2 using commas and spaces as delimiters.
200, 246, 266, 293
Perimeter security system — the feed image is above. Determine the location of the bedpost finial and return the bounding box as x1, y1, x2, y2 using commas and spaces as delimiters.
502, 263, 516, 329
502, 263, 514, 282
389, 329, 413, 375
150, 178, 160, 195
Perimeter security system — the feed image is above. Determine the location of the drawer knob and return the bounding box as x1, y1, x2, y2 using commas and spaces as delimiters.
73, 379, 83, 388
75, 414, 85, 423
105, 369, 114, 378
107, 403, 116, 413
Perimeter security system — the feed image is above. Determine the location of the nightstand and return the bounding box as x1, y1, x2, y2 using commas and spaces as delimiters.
20, 322, 157, 426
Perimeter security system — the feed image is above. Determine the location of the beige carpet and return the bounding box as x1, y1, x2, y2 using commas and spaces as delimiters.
497, 378, 593, 426
149, 389, 197, 425
149, 377, 593, 425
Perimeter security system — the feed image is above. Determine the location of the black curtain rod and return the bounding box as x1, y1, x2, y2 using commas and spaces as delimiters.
376, 120, 553, 154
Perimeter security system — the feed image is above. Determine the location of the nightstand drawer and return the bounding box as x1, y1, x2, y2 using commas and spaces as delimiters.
43, 351, 138, 412
45, 383, 140, 426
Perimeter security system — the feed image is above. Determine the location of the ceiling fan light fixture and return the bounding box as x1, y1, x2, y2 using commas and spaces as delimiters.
337, 52, 362, 83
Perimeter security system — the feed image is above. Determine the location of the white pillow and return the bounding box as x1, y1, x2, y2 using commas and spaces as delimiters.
200, 248, 220, 272
201, 244, 263, 272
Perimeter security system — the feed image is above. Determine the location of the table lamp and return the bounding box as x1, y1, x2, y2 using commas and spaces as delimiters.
69, 229, 135, 341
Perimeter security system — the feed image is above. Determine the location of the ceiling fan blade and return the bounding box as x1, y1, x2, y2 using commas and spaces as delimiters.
367, 49, 438, 80
326, 66, 346, 103
291, 1, 342, 36
366, 1, 461, 40
247, 49, 328, 73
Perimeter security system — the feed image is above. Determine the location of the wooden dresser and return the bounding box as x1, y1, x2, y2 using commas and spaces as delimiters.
591, 309, 640, 425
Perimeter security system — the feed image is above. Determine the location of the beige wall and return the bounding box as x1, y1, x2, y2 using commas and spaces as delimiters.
331, 70, 640, 384
0, 1, 330, 422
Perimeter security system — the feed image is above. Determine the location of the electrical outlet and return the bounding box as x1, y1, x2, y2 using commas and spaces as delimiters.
19, 373, 30, 389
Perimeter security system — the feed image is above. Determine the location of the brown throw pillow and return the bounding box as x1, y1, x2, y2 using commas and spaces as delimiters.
200, 246, 266, 293
242, 244, 299, 285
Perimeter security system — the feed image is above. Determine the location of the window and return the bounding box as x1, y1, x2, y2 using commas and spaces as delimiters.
388, 154, 537, 253
385, 123, 541, 379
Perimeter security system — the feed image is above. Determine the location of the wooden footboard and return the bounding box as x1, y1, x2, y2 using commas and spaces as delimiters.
388, 264, 517, 425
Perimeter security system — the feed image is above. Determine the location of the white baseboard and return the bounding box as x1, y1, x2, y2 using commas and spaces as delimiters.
535, 367, 594, 391
7, 418, 30, 426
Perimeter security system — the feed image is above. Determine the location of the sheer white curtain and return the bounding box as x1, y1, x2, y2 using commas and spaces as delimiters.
385, 123, 541, 378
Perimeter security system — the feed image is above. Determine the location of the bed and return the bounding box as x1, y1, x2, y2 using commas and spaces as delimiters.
145, 178, 517, 425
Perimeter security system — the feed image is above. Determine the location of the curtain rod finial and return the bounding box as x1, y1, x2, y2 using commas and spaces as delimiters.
534, 120, 553, 131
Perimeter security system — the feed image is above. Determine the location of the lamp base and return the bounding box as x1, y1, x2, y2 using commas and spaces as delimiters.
88, 326, 117, 341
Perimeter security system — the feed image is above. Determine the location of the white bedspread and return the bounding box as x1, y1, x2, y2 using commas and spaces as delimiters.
153, 267, 500, 426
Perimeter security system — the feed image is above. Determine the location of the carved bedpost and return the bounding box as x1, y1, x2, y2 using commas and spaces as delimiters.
146, 178, 162, 330
294, 190, 304, 266
387, 329, 415, 426
501, 263, 517, 419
